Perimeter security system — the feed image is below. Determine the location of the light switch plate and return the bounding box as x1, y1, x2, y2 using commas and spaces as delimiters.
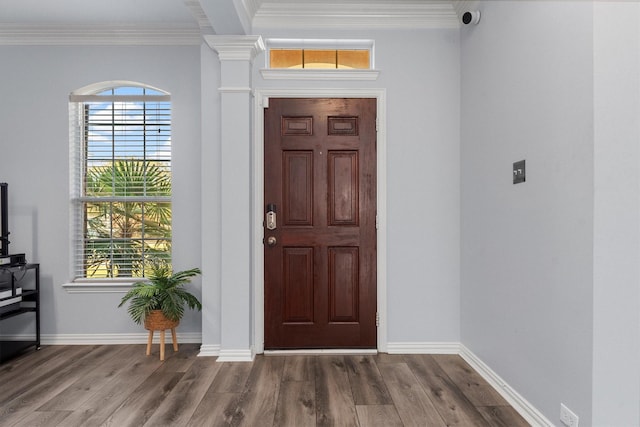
513, 160, 526, 184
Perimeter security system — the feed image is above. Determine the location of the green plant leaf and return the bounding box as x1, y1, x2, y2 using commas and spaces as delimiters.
118, 260, 201, 324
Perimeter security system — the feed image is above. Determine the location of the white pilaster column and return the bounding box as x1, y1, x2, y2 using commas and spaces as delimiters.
204, 35, 264, 361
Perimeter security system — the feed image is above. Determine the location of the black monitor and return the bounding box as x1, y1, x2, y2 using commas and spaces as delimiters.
0, 183, 8, 256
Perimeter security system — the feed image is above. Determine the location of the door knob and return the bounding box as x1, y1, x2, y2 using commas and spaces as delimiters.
266, 236, 277, 247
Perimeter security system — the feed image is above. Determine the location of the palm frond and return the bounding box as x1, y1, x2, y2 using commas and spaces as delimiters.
118, 260, 201, 324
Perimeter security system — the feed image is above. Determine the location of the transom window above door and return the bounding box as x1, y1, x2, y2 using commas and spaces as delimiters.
270, 48, 370, 69
266, 39, 374, 70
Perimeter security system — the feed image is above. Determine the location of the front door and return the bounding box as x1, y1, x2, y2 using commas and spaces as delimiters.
264, 98, 377, 349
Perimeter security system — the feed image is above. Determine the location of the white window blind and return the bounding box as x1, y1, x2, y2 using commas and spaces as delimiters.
69, 85, 172, 280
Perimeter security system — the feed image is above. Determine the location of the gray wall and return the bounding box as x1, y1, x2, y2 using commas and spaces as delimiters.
461, 1, 594, 424
0, 28, 462, 346
254, 28, 462, 344
0, 45, 203, 336
593, 2, 640, 425
462, 1, 640, 425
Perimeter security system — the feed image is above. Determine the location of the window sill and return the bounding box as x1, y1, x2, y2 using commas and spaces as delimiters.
260, 69, 380, 81
62, 281, 136, 294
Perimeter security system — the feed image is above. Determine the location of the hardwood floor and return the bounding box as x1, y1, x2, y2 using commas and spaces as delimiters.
0, 344, 530, 426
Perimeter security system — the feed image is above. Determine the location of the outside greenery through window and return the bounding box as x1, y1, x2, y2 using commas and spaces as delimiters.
70, 84, 171, 279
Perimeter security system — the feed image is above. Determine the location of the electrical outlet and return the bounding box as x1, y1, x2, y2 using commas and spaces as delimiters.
560, 403, 579, 427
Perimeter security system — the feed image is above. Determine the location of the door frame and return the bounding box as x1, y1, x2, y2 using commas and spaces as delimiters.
253, 88, 387, 354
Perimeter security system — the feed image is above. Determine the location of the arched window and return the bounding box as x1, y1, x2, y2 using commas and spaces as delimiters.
69, 82, 171, 279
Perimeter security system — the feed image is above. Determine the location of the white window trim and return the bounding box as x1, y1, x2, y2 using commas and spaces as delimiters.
62, 281, 135, 294
68, 82, 172, 287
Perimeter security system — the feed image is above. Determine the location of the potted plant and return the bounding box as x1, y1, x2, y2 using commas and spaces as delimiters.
118, 261, 202, 329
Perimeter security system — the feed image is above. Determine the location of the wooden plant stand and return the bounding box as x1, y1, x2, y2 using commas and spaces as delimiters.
144, 310, 179, 361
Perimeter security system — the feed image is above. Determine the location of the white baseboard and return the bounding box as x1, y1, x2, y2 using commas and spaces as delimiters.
216, 347, 255, 362
386, 341, 461, 354
40, 332, 202, 345
264, 349, 378, 356
198, 344, 220, 357
459, 344, 553, 427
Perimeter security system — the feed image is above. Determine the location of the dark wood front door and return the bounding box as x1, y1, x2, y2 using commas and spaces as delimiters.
264, 98, 377, 349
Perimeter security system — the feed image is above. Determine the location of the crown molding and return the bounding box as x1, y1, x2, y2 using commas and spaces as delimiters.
252, 2, 460, 29
204, 35, 265, 61
240, 0, 261, 19
0, 23, 202, 46
183, 0, 215, 35
233, 0, 255, 34
0, 1, 463, 44
453, 0, 480, 21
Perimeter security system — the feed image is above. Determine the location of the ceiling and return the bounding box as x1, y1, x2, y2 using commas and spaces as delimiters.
0, 0, 467, 45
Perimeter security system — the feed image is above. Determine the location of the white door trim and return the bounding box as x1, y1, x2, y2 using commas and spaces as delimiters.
253, 88, 388, 354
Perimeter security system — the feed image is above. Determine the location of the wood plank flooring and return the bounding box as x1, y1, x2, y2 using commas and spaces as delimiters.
0, 344, 530, 426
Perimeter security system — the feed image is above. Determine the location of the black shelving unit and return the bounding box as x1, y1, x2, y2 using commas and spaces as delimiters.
0, 263, 40, 363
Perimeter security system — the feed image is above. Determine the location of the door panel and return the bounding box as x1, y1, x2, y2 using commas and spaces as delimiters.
328, 246, 359, 323
264, 98, 377, 349
283, 151, 314, 226
328, 151, 359, 226
282, 247, 314, 323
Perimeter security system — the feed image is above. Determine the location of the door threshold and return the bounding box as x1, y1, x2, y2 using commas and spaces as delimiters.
263, 349, 378, 356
